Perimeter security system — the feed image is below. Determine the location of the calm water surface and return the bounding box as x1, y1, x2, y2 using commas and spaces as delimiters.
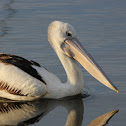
0, 0, 126, 125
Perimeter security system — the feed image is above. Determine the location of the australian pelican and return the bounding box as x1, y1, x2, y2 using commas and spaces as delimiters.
0, 21, 118, 101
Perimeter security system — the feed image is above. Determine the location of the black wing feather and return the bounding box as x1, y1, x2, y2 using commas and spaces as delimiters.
0, 54, 46, 84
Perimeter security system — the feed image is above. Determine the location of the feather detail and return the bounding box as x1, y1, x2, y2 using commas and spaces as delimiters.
0, 81, 27, 96
0, 61, 47, 100
0, 54, 46, 84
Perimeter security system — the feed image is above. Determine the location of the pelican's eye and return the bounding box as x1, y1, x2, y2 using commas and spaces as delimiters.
66, 31, 72, 37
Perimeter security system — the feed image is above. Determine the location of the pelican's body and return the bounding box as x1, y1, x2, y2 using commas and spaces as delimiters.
0, 21, 118, 101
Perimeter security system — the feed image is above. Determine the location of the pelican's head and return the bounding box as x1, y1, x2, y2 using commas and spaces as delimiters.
48, 21, 119, 93
48, 21, 77, 49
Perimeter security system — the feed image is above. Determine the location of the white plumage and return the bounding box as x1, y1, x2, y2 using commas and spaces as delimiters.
0, 63, 46, 100
0, 21, 118, 101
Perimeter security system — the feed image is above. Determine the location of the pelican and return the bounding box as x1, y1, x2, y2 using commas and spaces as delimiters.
0, 21, 118, 101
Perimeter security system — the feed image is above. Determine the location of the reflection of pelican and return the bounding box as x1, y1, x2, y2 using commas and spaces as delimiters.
88, 109, 119, 126
0, 21, 118, 101
0, 97, 119, 126
0, 96, 84, 126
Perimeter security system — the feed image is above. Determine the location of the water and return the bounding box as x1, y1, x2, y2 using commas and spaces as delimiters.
0, 0, 125, 125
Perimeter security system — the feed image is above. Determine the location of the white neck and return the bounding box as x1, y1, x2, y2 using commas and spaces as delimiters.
55, 49, 84, 97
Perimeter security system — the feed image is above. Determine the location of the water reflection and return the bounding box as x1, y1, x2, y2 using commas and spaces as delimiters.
0, 0, 16, 37
0, 97, 118, 126
88, 109, 119, 126
0, 96, 84, 126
